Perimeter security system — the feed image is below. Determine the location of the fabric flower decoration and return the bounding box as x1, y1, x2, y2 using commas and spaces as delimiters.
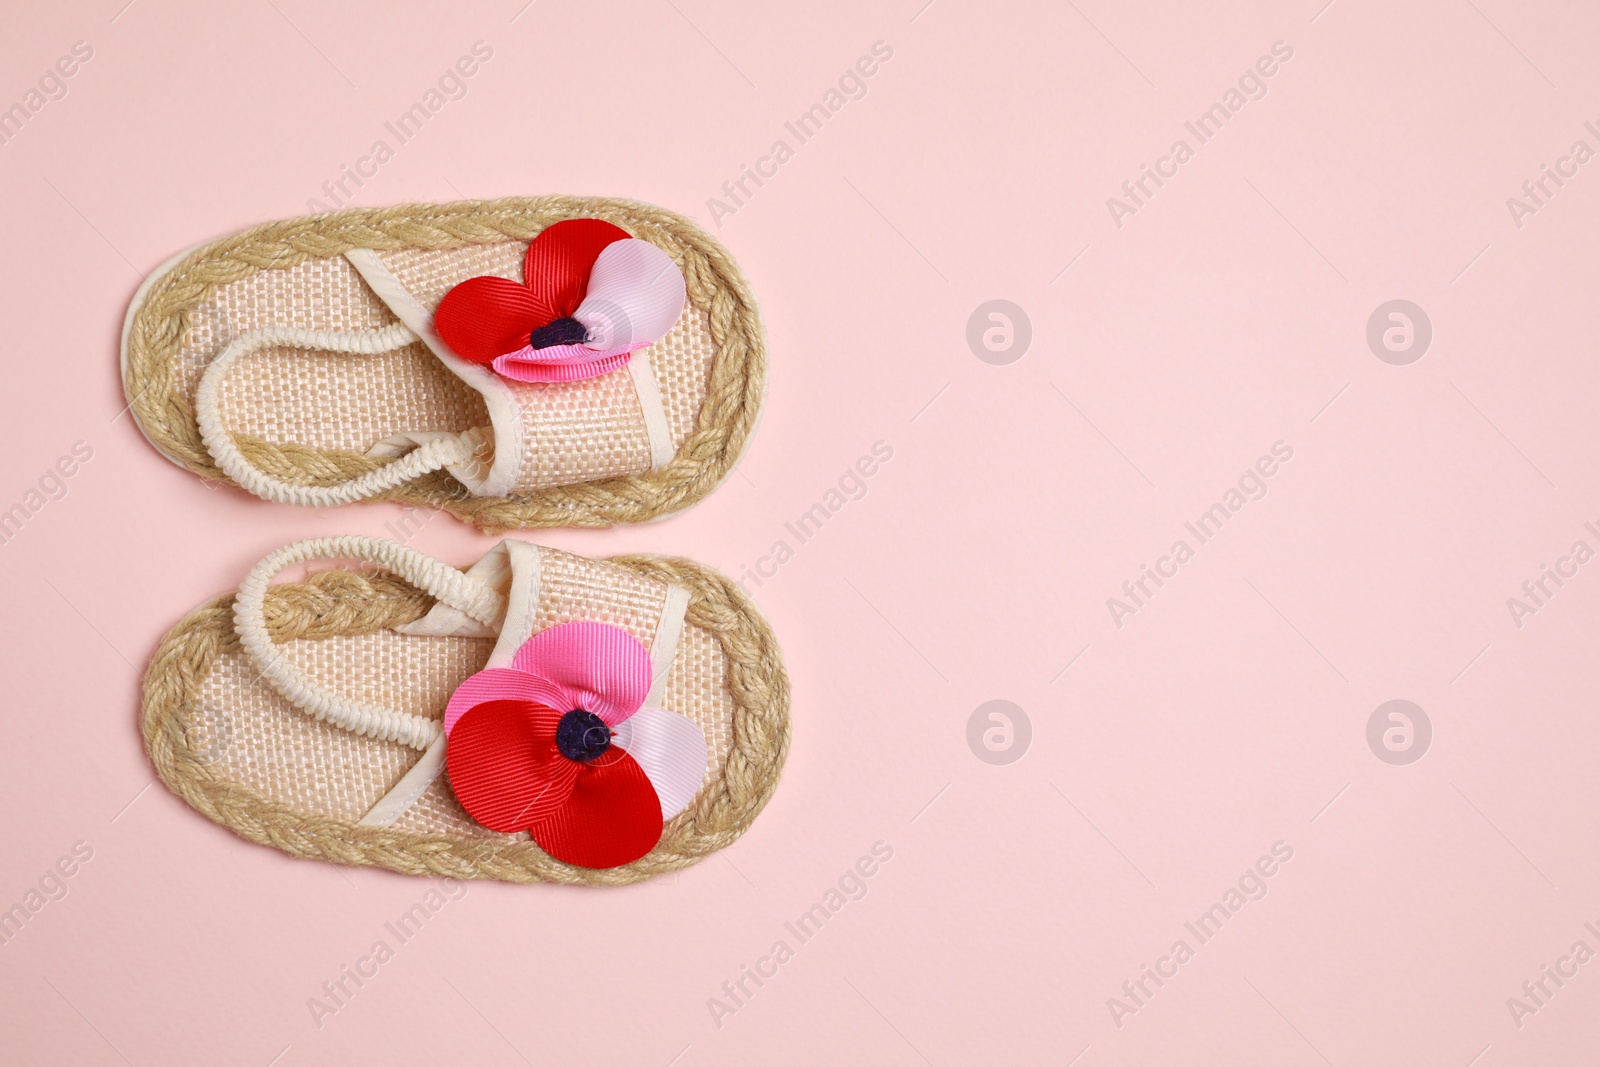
433, 219, 687, 384
443, 620, 709, 868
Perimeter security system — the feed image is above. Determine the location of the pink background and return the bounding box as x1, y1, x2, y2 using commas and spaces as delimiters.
3, 0, 1600, 1063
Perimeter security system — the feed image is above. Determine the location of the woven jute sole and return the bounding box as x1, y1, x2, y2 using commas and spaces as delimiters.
122, 196, 766, 529
140, 556, 790, 885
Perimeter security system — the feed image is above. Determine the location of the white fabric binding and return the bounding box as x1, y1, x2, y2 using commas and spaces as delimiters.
356, 734, 447, 828
391, 539, 541, 664
645, 583, 690, 706
627, 349, 677, 469
363, 540, 543, 827
343, 248, 523, 496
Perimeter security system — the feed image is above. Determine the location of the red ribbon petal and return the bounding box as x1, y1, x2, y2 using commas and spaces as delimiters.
524, 218, 631, 322
434, 276, 546, 365
527, 747, 664, 868
445, 700, 578, 832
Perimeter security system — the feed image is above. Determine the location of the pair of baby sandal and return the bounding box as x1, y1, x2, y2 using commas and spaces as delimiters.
130, 198, 788, 882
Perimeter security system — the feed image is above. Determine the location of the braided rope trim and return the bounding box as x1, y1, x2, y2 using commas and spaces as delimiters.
123, 196, 767, 529
139, 559, 791, 885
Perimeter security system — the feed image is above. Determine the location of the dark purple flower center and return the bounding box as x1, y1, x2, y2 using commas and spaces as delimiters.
530, 316, 588, 350
556, 708, 611, 762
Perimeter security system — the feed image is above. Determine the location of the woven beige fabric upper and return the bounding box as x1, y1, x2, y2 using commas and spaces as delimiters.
187, 544, 737, 837
177, 235, 719, 490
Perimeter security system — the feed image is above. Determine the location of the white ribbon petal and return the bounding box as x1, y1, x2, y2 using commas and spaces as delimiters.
612, 707, 709, 820
573, 239, 687, 354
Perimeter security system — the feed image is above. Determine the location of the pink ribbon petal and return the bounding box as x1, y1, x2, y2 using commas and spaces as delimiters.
489, 344, 634, 383
611, 707, 709, 820
510, 621, 652, 726
442, 667, 573, 736
572, 239, 687, 355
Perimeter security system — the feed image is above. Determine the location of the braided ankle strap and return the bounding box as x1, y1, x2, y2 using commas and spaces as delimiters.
232, 536, 506, 750
194, 323, 488, 506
